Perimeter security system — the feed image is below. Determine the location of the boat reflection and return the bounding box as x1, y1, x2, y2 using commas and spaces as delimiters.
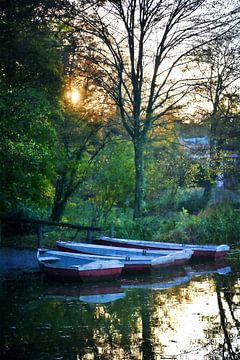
0, 259, 238, 360
121, 273, 191, 290
186, 259, 232, 276
79, 292, 125, 304
121, 261, 231, 291
42, 280, 126, 304
42, 261, 232, 304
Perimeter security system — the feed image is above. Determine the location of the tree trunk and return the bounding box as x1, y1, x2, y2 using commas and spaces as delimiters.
203, 112, 219, 204
202, 182, 212, 205
50, 174, 69, 222
50, 199, 67, 222
133, 138, 145, 219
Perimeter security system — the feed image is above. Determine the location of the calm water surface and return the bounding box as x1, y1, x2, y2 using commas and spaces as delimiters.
0, 261, 239, 360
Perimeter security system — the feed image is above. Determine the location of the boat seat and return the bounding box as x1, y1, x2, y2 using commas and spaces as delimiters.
40, 256, 59, 262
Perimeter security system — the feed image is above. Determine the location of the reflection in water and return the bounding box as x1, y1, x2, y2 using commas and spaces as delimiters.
149, 280, 221, 358
0, 262, 239, 359
42, 281, 126, 304
214, 276, 240, 359
79, 292, 125, 304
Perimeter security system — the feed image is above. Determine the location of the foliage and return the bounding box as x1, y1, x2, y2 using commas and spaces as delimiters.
145, 138, 201, 214
49, 99, 112, 221
0, 0, 68, 213
157, 208, 201, 243
158, 202, 240, 245
0, 84, 56, 211
197, 203, 240, 244
177, 188, 205, 214
104, 211, 164, 241
0, 0, 64, 93
82, 140, 135, 225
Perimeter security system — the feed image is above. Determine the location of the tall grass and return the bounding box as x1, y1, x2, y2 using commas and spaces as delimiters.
157, 203, 240, 245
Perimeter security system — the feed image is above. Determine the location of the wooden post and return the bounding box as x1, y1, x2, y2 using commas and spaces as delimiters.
37, 224, 43, 248
87, 229, 92, 242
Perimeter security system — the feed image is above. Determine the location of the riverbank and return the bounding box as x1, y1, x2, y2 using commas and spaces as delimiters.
0, 247, 39, 278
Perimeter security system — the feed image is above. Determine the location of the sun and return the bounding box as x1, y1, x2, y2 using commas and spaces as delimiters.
66, 87, 80, 105
70, 88, 80, 104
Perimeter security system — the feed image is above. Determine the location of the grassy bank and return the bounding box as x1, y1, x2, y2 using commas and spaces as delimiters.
1, 202, 240, 252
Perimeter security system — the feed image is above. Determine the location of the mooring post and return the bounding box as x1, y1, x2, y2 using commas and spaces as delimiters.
37, 224, 43, 248
87, 229, 92, 242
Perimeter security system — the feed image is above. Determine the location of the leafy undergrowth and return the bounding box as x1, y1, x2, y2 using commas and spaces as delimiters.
2, 202, 240, 249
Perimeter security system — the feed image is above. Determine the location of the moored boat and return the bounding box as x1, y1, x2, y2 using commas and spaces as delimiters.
37, 249, 124, 282
95, 236, 230, 259
56, 240, 193, 271
56, 240, 191, 258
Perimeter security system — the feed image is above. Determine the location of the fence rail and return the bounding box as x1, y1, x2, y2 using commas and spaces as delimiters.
0, 214, 101, 247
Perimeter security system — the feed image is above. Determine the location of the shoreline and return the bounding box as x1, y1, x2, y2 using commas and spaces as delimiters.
0, 247, 40, 278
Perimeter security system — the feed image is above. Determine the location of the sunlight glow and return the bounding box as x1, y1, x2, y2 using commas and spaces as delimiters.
66, 87, 80, 105
70, 88, 80, 104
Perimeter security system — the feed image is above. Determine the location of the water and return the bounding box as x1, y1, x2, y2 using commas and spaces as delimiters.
0, 261, 239, 360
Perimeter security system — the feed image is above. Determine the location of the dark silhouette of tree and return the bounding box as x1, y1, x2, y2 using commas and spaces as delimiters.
67, 0, 240, 218
0, 0, 70, 212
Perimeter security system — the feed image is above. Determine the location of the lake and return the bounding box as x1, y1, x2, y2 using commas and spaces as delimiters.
0, 260, 239, 359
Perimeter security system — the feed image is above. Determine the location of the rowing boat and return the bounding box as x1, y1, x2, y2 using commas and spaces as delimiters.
95, 236, 229, 259
37, 249, 123, 282
56, 241, 193, 271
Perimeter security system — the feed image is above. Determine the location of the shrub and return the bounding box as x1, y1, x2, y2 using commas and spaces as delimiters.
159, 202, 240, 245
177, 188, 205, 214
103, 213, 166, 240
197, 203, 240, 244
155, 208, 200, 243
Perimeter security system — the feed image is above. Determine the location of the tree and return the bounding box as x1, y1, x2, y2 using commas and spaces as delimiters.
68, 0, 240, 218
0, 0, 119, 219
84, 139, 135, 225
0, 0, 70, 212
50, 101, 111, 221
191, 34, 240, 196
0, 84, 57, 211
0, 0, 69, 91
145, 137, 201, 213
49, 61, 119, 221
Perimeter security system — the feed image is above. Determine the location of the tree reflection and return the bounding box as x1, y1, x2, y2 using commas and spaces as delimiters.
140, 292, 154, 360
217, 290, 237, 359
216, 274, 240, 359
200, 271, 240, 359
0, 268, 239, 359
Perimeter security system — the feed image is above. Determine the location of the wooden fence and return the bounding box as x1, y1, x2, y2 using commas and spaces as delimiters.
0, 214, 101, 247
